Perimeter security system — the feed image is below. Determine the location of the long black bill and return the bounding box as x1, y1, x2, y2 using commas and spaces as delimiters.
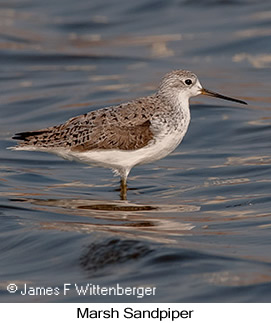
201, 88, 247, 105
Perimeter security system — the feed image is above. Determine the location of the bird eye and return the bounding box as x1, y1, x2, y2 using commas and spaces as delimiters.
185, 79, 192, 86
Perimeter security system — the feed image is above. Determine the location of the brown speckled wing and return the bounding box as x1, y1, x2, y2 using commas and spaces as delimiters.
13, 96, 161, 151
71, 120, 153, 151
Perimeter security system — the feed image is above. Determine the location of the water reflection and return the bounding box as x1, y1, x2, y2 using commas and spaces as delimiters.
226, 155, 271, 166
80, 238, 154, 273
203, 270, 271, 287
11, 197, 198, 243
233, 53, 271, 68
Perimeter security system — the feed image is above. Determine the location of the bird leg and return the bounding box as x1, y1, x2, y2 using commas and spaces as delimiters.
120, 177, 127, 200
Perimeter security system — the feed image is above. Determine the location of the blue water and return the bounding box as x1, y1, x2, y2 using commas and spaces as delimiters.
1, 0, 271, 302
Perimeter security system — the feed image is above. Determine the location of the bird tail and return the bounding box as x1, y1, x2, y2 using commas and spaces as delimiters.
12, 130, 48, 141
9, 129, 51, 151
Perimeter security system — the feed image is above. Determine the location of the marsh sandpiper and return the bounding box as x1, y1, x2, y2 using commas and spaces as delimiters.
12, 70, 247, 199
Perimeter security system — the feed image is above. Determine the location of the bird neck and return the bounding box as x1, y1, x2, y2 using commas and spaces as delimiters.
156, 90, 190, 114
